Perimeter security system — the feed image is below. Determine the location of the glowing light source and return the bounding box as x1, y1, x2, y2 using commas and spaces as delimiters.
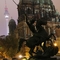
22, 57, 27, 60
58, 50, 60, 54
18, 55, 23, 58
5, 15, 9, 19
41, 42, 44, 46
53, 43, 57, 46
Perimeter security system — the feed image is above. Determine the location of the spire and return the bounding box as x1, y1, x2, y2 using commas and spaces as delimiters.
4, 0, 9, 35
5, 0, 7, 9
4, 0, 9, 19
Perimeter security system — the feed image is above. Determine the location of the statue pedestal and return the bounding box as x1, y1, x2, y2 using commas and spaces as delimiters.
29, 57, 57, 60
38, 58, 57, 60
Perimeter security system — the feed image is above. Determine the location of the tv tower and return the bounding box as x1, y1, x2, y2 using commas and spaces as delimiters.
4, 0, 9, 35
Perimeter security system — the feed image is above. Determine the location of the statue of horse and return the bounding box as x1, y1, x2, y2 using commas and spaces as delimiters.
18, 15, 56, 57
18, 33, 56, 56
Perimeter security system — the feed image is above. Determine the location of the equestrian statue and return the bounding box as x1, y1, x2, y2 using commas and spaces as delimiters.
18, 15, 58, 59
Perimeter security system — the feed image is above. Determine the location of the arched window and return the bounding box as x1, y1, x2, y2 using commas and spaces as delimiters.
37, 0, 39, 3
42, 0, 44, 3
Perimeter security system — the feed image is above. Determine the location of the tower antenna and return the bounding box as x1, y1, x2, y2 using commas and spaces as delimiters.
4, 0, 9, 35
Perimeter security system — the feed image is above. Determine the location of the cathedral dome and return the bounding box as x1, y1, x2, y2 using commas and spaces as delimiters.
9, 19, 16, 24
9, 19, 16, 33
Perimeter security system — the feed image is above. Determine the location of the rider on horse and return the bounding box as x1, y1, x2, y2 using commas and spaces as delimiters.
25, 15, 56, 56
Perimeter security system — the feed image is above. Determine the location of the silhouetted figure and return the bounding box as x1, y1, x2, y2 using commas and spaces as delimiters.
26, 15, 56, 54
18, 15, 56, 56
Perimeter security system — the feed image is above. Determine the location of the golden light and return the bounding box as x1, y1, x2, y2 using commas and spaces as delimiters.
22, 57, 27, 60
18, 55, 23, 58
53, 43, 57, 47
58, 50, 60, 54
22, 58, 27, 60
41, 42, 44, 46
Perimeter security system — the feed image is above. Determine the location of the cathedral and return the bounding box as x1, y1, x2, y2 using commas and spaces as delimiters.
13, 0, 60, 58
17, 0, 56, 38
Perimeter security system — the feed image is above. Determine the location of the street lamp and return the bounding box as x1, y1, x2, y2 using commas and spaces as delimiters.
18, 55, 23, 58
22, 57, 27, 60
53, 42, 58, 47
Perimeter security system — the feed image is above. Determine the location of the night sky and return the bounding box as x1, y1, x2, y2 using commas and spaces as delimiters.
0, 0, 60, 35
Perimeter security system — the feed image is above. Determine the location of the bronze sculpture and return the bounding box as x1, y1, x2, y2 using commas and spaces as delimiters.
18, 15, 58, 59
